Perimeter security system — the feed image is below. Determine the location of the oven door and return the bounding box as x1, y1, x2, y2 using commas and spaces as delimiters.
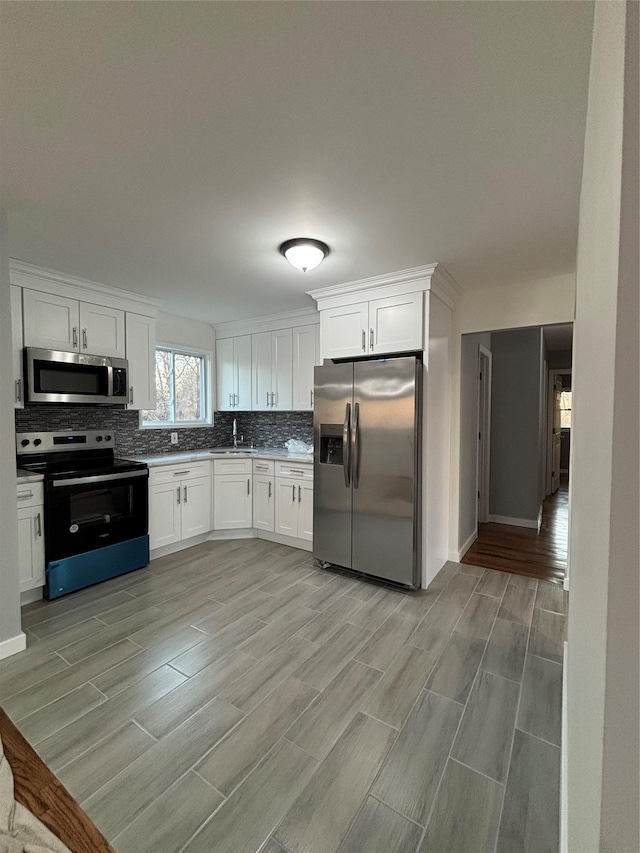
45, 470, 149, 561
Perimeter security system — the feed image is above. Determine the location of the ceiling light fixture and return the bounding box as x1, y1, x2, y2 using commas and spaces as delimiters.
279, 238, 329, 272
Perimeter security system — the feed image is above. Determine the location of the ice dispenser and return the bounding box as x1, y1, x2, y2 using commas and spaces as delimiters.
319, 424, 344, 465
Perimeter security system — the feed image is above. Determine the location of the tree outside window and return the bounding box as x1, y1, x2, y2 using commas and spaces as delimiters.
142, 347, 209, 425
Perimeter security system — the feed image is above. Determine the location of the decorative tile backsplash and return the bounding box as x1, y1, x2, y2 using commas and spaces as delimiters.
15, 406, 313, 457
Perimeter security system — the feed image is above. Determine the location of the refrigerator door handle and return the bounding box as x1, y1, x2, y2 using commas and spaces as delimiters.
343, 402, 352, 487
351, 401, 360, 489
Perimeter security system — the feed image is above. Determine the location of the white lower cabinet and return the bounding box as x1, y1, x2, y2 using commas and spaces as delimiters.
252, 459, 274, 532
149, 463, 211, 550
274, 462, 314, 542
213, 459, 253, 530
16, 483, 45, 593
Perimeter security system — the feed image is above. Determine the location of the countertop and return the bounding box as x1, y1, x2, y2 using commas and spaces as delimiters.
123, 447, 314, 467
16, 469, 45, 484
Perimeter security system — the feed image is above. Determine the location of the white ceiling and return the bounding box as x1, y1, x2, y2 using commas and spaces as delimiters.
0, 1, 594, 324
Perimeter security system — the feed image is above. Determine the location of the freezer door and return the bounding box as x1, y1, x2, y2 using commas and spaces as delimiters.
351, 357, 421, 587
313, 362, 354, 568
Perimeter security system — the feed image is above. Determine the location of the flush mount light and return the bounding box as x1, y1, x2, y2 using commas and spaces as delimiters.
279, 238, 329, 272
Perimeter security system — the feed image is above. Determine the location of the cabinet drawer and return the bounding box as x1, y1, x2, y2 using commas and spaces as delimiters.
275, 461, 313, 480
252, 459, 275, 475
150, 462, 210, 485
16, 482, 44, 508
213, 458, 253, 475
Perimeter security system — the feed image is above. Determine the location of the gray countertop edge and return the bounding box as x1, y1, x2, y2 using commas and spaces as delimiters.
122, 448, 314, 467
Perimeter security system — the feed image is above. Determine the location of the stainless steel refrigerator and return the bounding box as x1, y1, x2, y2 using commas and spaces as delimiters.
313, 356, 422, 588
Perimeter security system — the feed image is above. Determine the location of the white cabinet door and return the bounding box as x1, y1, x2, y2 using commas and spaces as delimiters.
274, 477, 299, 537
149, 481, 182, 549
292, 324, 319, 411
271, 328, 292, 410
181, 476, 212, 539
369, 292, 423, 354
298, 481, 314, 541
320, 303, 369, 360
235, 335, 252, 411
126, 313, 156, 410
10, 286, 24, 409
17, 506, 45, 592
253, 474, 274, 532
251, 332, 272, 411
214, 474, 252, 529
216, 337, 235, 411
79, 303, 125, 358
23, 289, 79, 352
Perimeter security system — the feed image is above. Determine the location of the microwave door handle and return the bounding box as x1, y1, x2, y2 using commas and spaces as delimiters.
343, 402, 351, 487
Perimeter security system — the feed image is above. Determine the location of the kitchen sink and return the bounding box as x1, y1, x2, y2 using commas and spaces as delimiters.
208, 448, 251, 456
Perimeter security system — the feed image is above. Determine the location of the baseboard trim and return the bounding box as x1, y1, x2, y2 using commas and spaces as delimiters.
208, 529, 256, 542
20, 587, 44, 606
561, 640, 568, 853
456, 529, 478, 562
150, 532, 211, 560
488, 514, 539, 529
0, 632, 27, 660
257, 530, 313, 553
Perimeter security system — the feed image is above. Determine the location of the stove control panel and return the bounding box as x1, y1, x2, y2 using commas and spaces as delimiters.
16, 431, 115, 455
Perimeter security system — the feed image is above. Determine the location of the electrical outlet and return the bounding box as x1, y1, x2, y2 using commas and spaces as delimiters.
170, 432, 178, 445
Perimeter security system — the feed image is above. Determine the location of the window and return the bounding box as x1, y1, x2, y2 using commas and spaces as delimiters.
560, 390, 572, 428
142, 347, 210, 426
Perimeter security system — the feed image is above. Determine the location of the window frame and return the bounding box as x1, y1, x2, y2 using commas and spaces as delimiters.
140, 344, 213, 429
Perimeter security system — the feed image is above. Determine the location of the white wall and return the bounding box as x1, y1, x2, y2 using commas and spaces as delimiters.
566, 2, 639, 851
156, 311, 215, 353
0, 210, 26, 659
449, 274, 576, 558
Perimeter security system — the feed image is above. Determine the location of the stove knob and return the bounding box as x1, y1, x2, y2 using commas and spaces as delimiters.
20, 439, 30, 447
105, 435, 112, 441
96, 435, 103, 442
33, 438, 42, 447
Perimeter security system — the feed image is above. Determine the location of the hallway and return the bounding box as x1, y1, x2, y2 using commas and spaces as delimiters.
461, 478, 568, 583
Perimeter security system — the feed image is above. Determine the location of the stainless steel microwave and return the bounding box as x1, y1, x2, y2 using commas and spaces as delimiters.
25, 348, 129, 405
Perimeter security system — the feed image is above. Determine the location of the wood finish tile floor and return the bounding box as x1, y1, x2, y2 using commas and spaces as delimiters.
0, 539, 565, 853
461, 477, 569, 582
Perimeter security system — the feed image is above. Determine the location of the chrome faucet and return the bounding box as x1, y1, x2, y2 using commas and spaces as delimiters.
232, 418, 238, 448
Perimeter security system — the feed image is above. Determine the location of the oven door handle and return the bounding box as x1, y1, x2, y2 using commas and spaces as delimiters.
51, 470, 148, 488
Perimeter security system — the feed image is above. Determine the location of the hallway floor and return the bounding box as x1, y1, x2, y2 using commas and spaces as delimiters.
0, 539, 564, 853
461, 477, 569, 583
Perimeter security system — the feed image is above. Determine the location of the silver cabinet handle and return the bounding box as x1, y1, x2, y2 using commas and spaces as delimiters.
177, 487, 181, 505
361, 329, 366, 352
298, 485, 301, 502
310, 389, 313, 407
82, 328, 88, 350
36, 512, 42, 537
172, 470, 190, 476
17, 491, 34, 500
266, 392, 270, 407
234, 393, 238, 407
229, 393, 233, 407
72, 327, 78, 348
183, 486, 188, 503
370, 328, 374, 350
268, 480, 272, 498
247, 478, 250, 495
129, 386, 134, 405
15, 379, 21, 403
292, 484, 296, 502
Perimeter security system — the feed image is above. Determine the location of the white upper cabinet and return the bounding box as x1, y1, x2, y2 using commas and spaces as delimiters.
125, 312, 156, 410
79, 302, 125, 358
320, 293, 423, 361
10, 286, 24, 409
320, 303, 370, 360
369, 292, 423, 355
23, 289, 126, 357
292, 324, 320, 411
23, 290, 79, 352
251, 329, 292, 411
217, 335, 252, 411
